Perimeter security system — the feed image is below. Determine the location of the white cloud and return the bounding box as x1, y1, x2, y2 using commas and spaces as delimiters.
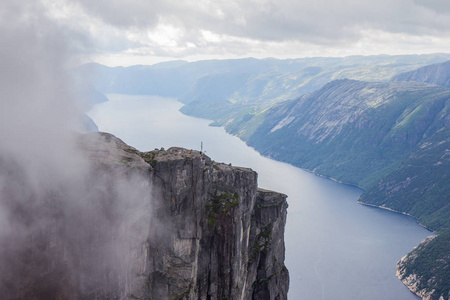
39, 0, 450, 65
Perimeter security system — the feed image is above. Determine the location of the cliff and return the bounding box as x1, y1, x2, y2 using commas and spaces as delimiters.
135, 143, 289, 299
2, 132, 288, 299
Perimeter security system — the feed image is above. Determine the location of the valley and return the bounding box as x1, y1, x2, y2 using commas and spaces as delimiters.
85, 55, 450, 300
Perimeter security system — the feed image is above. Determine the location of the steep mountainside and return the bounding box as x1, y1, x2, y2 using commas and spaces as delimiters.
359, 124, 450, 231
356, 89, 450, 300
241, 79, 450, 189
0, 132, 289, 299
391, 60, 450, 88
232, 78, 450, 300
178, 55, 450, 125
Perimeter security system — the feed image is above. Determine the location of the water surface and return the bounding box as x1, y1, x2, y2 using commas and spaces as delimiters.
88, 94, 430, 299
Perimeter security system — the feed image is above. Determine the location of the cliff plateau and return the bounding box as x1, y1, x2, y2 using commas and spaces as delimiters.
136, 140, 289, 300
0, 132, 289, 299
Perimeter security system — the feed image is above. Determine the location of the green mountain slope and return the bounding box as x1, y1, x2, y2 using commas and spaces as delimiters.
179, 54, 450, 122
242, 79, 450, 189
359, 123, 450, 231
356, 88, 450, 300
239, 77, 450, 300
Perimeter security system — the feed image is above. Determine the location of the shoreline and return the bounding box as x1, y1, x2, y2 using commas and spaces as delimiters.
356, 200, 435, 233
92, 97, 435, 299
195, 107, 435, 234
204, 110, 435, 234
396, 236, 438, 300
304, 167, 366, 191
220, 120, 437, 300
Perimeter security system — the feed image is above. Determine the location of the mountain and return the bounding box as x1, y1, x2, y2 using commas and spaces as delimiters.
178, 54, 450, 128
0, 132, 289, 299
79, 54, 450, 109
391, 60, 450, 88
232, 77, 450, 300
357, 114, 450, 300
78, 55, 450, 138
238, 79, 450, 189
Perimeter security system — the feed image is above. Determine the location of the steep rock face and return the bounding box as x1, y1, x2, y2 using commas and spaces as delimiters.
247, 189, 289, 300
0, 132, 289, 299
143, 147, 289, 299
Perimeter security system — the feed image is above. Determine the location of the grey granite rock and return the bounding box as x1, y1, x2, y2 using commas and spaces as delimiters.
2, 132, 288, 299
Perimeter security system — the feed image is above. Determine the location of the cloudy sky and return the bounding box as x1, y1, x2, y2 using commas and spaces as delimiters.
9, 0, 450, 66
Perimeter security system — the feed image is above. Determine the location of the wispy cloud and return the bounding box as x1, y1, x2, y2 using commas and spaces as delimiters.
0, 1, 152, 297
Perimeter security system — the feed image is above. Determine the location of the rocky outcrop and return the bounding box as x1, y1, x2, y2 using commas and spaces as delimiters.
0, 132, 289, 299
397, 236, 436, 300
396, 234, 450, 300
139, 145, 289, 299
78, 133, 290, 299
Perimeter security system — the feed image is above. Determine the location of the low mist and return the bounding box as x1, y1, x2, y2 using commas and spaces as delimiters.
0, 2, 152, 298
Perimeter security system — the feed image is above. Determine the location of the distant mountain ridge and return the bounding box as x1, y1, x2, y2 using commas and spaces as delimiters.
79, 54, 450, 107
392, 60, 450, 88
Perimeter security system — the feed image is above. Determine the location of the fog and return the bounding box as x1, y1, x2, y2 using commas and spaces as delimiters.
0, 2, 152, 298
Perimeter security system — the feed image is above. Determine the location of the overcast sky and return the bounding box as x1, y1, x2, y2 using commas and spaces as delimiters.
12, 0, 450, 66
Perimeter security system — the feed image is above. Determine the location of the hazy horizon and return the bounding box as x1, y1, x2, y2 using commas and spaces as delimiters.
85, 52, 450, 68
3, 0, 450, 67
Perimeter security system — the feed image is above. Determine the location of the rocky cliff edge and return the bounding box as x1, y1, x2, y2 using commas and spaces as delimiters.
81, 132, 289, 299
